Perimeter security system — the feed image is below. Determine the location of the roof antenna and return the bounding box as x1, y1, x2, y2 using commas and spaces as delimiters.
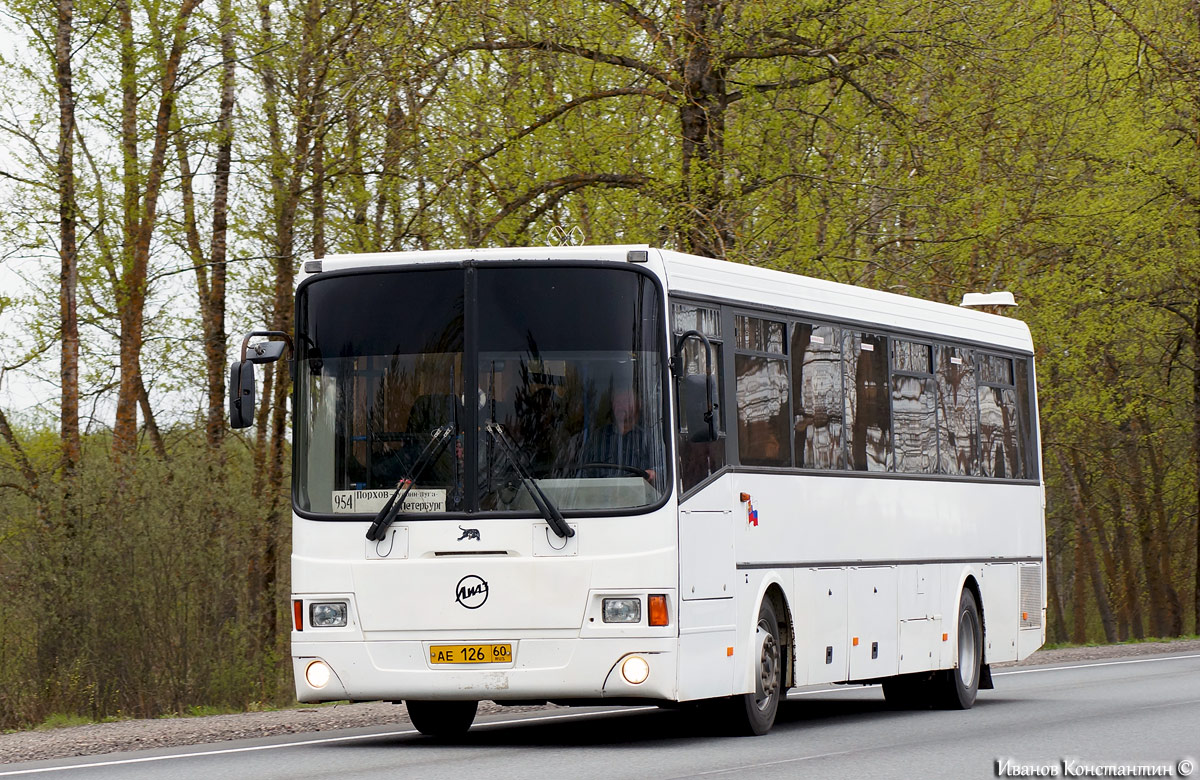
548, 224, 584, 247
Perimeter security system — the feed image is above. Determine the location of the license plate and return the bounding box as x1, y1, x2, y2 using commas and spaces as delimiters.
429, 643, 512, 664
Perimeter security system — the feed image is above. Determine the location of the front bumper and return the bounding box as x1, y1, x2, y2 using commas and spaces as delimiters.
293, 637, 679, 702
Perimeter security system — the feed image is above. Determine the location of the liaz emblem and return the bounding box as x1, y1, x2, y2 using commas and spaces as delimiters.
455, 575, 489, 609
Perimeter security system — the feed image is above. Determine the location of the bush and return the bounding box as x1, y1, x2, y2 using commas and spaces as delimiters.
0, 431, 294, 730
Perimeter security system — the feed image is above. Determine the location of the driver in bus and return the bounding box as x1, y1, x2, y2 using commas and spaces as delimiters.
578, 385, 661, 485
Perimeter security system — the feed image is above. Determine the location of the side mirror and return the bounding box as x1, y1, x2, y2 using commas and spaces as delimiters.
227, 330, 294, 430
228, 360, 256, 429
675, 329, 719, 444
682, 373, 718, 443
246, 340, 286, 364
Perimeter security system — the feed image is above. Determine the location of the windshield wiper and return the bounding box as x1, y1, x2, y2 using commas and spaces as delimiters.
365, 425, 453, 541
485, 421, 575, 539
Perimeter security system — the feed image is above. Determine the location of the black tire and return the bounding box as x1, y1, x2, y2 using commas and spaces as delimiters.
406, 700, 478, 737
730, 599, 784, 736
935, 589, 983, 710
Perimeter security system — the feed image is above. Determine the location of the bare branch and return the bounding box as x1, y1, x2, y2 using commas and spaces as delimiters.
431, 39, 681, 90
597, 0, 673, 57
479, 173, 648, 242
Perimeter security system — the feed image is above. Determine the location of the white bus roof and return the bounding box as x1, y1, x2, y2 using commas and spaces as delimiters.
314, 244, 1033, 354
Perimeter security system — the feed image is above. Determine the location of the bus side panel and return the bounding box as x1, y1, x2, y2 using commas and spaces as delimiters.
798, 567, 849, 685
897, 564, 943, 674
847, 566, 898, 680
981, 563, 1020, 664
677, 600, 737, 700
677, 477, 739, 700
941, 565, 984, 670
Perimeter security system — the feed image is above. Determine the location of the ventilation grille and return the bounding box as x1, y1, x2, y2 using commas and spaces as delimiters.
1020, 564, 1043, 629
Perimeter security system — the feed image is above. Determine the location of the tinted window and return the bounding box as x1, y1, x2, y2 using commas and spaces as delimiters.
978, 385, 1020, 478
1015, 357, 1037, 479
843, 331, 890, 471
890, 340, 937, 474
735, 315, 785, 354
791, 323, 844, 469
296, 270, 466, 514
477, 268, 668, 511
977, 353, 1021, 479
936, 345, 978, 475
736, 354, 790, 466
674, 302, 725, 493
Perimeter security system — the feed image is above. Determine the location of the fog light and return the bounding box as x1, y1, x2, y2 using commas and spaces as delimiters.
603, 598, 641, 623
305, 660, 332, 689
621, 655, 650, 685
310, 602, 348, 628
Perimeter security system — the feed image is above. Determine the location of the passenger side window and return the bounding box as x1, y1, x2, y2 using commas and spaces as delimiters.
843, 331, 890, 471
977, 354, 1021, 478
735, 315, 790, 467
791, 323, 844, 469
890, 340, 938, 474
673, 302, 726, 493
936, 345, 978, 476
1015, 357, 1036, 479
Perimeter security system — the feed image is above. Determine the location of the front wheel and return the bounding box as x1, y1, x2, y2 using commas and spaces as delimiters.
729, 599, 783, 736
935, 589, 983, 710
406, 700, 478, 737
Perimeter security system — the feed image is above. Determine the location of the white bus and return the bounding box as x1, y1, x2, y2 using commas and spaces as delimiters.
229, 245, 1045, 737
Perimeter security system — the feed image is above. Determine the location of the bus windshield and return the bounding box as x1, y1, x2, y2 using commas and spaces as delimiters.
295, 265, 667, 517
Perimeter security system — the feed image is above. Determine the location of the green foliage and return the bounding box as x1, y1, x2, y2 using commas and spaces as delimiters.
0, 433, 293, 731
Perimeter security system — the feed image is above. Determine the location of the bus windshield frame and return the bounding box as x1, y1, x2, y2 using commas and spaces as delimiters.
292, 261, 672, 520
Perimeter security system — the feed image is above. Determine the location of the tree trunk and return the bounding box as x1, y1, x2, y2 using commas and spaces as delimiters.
113, 0, 141, 458
55, 0, 80, 474
678, 0, 729, 258
1047, 552, 1068, 644
1194, 288, 1200, 634
138, 377, 167, 460
112, 0, 201, 458
1121, 424, 1171, 636
1142, 420, 1184, 636
204, 0, 235, 452
1061, 451, 1117, 643
1071, 508, 1088, 643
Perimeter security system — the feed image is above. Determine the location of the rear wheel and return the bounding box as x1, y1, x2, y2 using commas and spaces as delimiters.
406, 700, 478, 737
935, 589, 982, 710
730, 599, 783, 736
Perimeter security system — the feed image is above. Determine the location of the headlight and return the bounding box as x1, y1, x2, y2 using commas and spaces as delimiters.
305, 660, 332, 688
621, 655, 650, 685
309, 601, 348, 628
602, 598, 641, 623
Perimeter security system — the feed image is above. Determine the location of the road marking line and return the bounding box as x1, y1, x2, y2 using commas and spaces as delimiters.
3, 652, 1198, 775
0, 708, 644, 777
994, 653, 1200, 676
680, 749, 855, 777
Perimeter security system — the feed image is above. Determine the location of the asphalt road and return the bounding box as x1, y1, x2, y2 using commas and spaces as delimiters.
4, 651, 1198, 780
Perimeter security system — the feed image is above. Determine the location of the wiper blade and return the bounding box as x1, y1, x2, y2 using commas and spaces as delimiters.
365, 425, 453, 541
486, 421, 575, 539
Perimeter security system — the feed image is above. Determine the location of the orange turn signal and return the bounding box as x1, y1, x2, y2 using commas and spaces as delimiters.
852, 637, 859, 647
648, 594, 669, 626
294, 599, 304, 631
